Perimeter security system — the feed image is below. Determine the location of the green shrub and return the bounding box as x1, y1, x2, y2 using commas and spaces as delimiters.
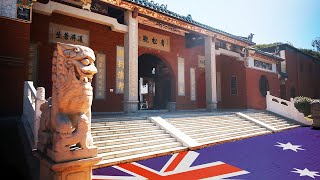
294, 96, 313, 116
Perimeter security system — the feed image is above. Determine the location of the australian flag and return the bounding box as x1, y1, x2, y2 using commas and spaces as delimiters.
93, 127, 320, 179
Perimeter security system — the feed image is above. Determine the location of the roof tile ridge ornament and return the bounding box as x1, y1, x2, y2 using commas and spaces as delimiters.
186, 14, 192, 21
247, 33, 254, 42
142, 0, 167, 10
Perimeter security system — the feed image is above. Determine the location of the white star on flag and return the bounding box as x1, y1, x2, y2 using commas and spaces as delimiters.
291, 168, 320, 179
275, 142, 305, 152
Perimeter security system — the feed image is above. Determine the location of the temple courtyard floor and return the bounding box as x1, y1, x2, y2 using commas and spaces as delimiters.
92, 126, 320, 180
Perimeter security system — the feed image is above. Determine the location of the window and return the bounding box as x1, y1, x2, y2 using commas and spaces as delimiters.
259, 75, 269, 97
230, 76, 238, 95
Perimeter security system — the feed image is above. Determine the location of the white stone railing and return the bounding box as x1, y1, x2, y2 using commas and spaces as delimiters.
21, 81, 46, 149
266, 91, 312, 126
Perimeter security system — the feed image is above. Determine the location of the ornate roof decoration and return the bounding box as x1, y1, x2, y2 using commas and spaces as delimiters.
124, 0, 255, 45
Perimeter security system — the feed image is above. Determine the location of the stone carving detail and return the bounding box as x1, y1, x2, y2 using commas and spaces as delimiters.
38, 42, 98, 162
81, 0, 92, 11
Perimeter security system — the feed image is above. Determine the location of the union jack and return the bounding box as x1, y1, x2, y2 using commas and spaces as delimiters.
93, 151, 249, 179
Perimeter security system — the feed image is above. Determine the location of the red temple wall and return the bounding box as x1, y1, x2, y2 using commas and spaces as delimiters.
31, 12, 124, 112
284, 47, 320, 99
245, 68, 280, 110
0, 18, 30, 116
216, 55, 247, 109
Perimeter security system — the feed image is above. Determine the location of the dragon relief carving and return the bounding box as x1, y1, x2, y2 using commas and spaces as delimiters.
38, 42, 98, 162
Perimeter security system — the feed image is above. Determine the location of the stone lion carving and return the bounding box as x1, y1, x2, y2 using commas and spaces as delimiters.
38, 42, 98, 162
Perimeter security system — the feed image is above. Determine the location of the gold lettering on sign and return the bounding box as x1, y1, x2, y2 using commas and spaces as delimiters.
95, 53, 106, 99
116, 46, 125, 94
138, 29, 170, 52
198, 55, 205, 68
190, 68, 196, 101
49, 23, 90, 46
178, 57, 185, 96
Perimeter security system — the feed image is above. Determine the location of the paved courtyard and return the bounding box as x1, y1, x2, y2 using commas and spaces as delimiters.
93, 127, 320, 180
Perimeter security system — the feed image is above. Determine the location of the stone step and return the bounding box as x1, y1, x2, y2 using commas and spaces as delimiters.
197, 130, 270, 144
91, 119, 149, 127
259, 118, 293, 124
91, 126, 160, 136
273, 124, 300, 129
261, 121, 294, 126
172, 119, 255, 130
91, 122, 156, 130
95, 146, 187, 168
189, 126, 265, 139
275, 124, 301, 131
169, 118, 252, 127
167, 116, 242, 123
93, 129, 165, 141
253, 117, 292, 122
180, 122, 260, 134
99, 142, 183, 160
97, 138, 177, 154
94, 133, 172, 147
196, 128, 270, 143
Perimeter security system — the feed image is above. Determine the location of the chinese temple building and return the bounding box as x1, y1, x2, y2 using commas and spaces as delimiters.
1, 0, 319, 116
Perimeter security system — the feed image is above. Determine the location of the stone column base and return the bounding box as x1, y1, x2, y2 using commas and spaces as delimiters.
312, 119, 320, 129
167, 102, 176, 112
123, 101, 139, 113
206, 102, 218, 111
35, 151, 101, 180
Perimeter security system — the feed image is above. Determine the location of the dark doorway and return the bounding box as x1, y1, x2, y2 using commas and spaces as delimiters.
138, 54, 172, 110
259, 75, 269, 97
280, 84, 286, 99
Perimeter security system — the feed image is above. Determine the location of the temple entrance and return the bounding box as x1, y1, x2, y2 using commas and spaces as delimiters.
138, 54, 172, 110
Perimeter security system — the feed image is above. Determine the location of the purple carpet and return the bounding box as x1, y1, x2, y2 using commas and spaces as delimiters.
93, 127, 320, 179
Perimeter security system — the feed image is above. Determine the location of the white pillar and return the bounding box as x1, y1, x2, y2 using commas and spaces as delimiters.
123, 10, 139, 113
205, 36, 218, 110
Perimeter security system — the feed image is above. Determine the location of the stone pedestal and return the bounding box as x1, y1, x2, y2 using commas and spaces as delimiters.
167, 102, 176, 112
35, 151, 101, 180
311, 100, 320, 129
123, 100, 139, 113
47, 146, 98, 163
206, 102, 218, 111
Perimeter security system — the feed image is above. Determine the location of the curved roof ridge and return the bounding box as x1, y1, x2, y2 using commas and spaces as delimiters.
125, 0, 254, 45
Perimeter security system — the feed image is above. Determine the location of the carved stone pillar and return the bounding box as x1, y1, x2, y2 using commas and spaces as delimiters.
123, 10, 139, 113
205, 36, 218, 111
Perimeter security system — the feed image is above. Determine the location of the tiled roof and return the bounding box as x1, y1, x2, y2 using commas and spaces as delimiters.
248, 47, 284, 61
125, 0, 255, 45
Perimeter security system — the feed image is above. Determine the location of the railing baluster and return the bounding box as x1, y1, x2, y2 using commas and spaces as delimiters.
21, 81, 46, 149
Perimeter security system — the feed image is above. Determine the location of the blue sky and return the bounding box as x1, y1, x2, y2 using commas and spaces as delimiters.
154, 0, 320, 50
